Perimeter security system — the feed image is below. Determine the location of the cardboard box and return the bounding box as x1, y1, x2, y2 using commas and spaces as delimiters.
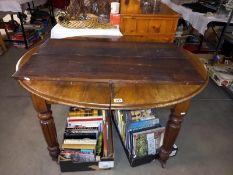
59, 111, 114, 172
208, 65, 233, 87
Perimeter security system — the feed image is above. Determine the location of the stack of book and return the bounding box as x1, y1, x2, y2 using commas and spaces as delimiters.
11, 29, 39, 48
59, 108, 114, 172
113, 109, 165, 166
23, 23, 46, 40
60, 108, 104, 162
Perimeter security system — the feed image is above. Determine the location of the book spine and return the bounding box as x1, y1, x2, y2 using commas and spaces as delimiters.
64, 133, 97, 140
103, 121, 108, 157
64, 139, 97, 145
67, 121, 102, 128
127, 118, 160, 132
62, 143, 96, 150
67, 117, 103, 122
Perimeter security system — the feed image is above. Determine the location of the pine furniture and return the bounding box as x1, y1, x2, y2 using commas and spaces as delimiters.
120, 0, 180, 42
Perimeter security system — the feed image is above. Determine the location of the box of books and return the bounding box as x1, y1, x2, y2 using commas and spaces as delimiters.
59, 108, 114, 172
228, 82, 233, 93
112, 109, 166, 167
208, 65, 233, 87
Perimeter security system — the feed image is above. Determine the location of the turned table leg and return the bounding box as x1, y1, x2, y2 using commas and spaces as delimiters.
159, 100, 190, 168
31, 94, 60, 160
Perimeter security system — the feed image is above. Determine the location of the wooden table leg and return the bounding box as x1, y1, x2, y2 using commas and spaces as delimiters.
159, 100, 190, 168
31, 94, 60, 161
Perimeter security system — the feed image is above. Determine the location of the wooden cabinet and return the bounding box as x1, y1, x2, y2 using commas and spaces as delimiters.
120, 0, 180, 42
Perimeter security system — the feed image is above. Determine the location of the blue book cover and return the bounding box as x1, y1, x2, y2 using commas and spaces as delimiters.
126, 118, 160, 132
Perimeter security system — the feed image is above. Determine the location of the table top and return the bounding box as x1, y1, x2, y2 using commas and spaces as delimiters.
14, 38, 204, 84
14, 37, 208, 109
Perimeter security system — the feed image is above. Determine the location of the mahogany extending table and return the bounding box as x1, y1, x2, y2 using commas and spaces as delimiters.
13, 37, 208, 168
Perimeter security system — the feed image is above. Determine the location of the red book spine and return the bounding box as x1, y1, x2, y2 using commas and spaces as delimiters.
68, 118, 103, 122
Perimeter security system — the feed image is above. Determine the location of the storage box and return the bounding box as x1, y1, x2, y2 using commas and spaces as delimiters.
59, 157, 114, 172
112, 110, 178, 167
208, 65, 233, 87
59, 111, 114, 172
112, 115, 159, 167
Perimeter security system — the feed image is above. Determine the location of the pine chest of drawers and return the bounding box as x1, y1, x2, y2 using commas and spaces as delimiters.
120, 0, 180, 42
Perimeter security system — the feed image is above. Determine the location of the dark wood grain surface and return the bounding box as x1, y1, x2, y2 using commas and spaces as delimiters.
13, 39, 204, 84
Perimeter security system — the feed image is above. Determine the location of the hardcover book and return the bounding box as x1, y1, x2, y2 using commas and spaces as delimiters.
60, 150, 96, 162
68, 108, 100, 117
62, 143, 96, 150
64, 130, 98, 140
131, 127, 165, 158
64, 138, 97, 145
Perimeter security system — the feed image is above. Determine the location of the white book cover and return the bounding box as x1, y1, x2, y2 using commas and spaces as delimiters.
64, 139, 97, 145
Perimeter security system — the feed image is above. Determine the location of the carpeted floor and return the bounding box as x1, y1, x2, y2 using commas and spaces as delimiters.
0, 46, 233, 175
